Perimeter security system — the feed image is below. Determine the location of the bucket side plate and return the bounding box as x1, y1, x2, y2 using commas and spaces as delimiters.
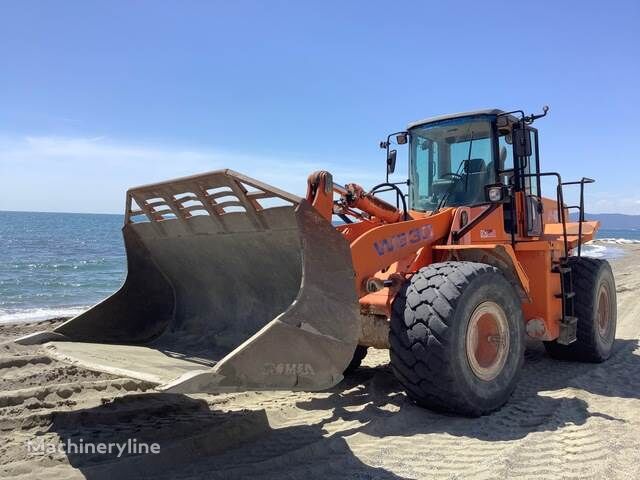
37, 170, 359, 392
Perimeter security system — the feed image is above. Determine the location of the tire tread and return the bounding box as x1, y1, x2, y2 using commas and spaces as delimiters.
544, 257, 616, 362
389, 261, 519, 416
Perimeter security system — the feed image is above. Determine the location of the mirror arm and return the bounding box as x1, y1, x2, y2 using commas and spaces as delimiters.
381, 131, 407, 182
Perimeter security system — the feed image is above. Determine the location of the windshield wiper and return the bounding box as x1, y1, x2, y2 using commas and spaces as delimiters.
464, 131, 474, 193
432, 161, 465, 214
432, 130, 474, 214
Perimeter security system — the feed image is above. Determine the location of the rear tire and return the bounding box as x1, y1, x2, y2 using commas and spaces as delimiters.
544, 257, 616, 362
344, 345, 368, 374
389, 262, 525, 416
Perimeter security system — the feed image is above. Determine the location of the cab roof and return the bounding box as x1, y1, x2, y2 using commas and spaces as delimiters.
408, 109, 518, 130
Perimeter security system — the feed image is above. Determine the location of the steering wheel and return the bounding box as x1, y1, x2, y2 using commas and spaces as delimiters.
441, 172, 463, 181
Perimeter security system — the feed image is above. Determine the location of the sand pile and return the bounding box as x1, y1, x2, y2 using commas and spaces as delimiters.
1, 246, 640, 479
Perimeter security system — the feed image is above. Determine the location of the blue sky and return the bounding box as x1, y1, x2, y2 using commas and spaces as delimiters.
1, 1, 639, 214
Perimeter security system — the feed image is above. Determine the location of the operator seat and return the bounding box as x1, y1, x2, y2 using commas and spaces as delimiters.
466, 158, 486, 174
463, 158, 487, 203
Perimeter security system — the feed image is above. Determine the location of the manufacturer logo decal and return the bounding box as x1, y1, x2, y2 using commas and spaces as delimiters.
480, 229, 496, 239
263, 363, 315, 377
373, 225, 433, 256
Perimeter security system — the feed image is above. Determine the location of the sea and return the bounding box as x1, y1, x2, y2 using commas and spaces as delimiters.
1, 210, 638, 324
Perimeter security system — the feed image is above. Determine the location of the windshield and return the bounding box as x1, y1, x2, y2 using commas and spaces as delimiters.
409, 116, 496, 212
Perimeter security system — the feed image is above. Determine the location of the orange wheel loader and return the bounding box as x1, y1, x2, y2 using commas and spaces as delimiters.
17, 107, 616, 416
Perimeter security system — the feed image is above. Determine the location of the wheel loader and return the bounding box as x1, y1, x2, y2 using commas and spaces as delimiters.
18, 107, 617, 416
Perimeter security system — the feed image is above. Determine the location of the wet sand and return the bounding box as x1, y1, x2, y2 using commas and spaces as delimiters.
1, 245, 640, 479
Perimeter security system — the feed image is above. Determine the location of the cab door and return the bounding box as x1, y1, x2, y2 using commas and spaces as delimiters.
515, 127, 543, 237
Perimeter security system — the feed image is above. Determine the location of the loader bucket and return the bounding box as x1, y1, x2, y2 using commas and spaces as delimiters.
34, 170, 360, 393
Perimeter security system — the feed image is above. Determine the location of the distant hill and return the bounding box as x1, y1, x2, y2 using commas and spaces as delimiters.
570, 212, 640, 230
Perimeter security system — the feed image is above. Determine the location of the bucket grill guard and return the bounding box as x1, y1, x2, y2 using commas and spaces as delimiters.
31, 170, 360, 393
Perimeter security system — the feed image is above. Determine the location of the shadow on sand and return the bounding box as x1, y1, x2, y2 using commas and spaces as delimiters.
48, 339, 640, 479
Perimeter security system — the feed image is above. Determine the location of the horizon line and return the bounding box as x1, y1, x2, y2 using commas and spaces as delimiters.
0, 209, 123, 216
1, 209, 639, 218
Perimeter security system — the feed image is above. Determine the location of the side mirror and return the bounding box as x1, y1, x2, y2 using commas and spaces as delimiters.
387, 149, 397, 174
396, 133, 407, 145
513, 128, 532, 157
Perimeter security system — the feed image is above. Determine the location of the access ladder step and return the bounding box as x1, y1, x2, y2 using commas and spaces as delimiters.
557, 316, 578, 345
552, 266, 571, 274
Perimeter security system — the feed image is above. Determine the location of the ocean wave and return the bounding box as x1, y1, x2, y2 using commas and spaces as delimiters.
594, 238, 640, 245
580, 244, 608, 258
579, 243, 625, 259
0, 306, 87, 324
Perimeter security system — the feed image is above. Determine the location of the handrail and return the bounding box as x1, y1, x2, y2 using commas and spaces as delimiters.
519, 173, 593, 334
521, 172, 568, 257
561, 177, 595, 256
520, 174, 595, 259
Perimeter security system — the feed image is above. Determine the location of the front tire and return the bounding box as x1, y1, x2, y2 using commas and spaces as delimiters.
389, 262, 525, 416
544, 257, 616, 362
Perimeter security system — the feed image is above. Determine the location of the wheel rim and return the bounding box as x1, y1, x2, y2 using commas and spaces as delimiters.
466, 301, 510, 381
597, 282, 611, 338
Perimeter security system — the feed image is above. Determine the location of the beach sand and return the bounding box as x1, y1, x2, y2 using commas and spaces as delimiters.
1, 245, 639, 479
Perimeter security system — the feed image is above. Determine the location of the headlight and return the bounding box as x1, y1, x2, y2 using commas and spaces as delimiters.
488, 186, 503, 202
485, 184, 509, 203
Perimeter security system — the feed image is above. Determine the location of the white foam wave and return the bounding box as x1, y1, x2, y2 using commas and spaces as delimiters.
0, 306, 87, 324
579, 243, 625, 259
580, 244, 608, 258
595, 238, 640, 245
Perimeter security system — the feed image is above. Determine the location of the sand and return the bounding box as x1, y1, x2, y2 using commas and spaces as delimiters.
1, 245, 639, 479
